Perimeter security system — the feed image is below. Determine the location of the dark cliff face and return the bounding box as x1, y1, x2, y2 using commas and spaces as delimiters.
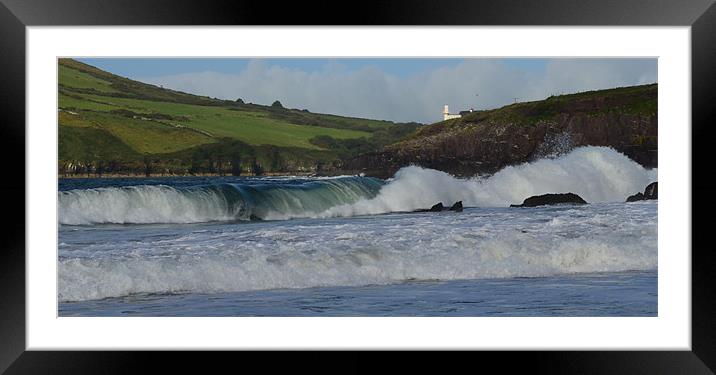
342, 84, 657, 178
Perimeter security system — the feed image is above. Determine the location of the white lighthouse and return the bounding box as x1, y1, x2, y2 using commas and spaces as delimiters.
443, 105, 462, 121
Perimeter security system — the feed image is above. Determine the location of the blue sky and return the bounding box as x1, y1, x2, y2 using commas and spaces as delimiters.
77, 58, 655, 123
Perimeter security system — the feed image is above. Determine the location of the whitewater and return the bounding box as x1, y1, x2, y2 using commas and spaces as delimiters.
58, 146, 658, 316
59, 146, 656, 224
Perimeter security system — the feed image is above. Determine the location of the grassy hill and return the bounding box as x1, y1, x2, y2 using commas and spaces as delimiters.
58, 58, 420, 176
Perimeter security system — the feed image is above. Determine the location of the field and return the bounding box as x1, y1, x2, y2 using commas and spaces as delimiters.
58, 59, 420, 175
60, 91, 371, 150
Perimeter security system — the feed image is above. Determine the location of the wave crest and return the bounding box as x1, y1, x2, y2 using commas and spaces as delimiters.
59, 146, 657, 225
321, 146, 657, 217
58, 177, 383, 225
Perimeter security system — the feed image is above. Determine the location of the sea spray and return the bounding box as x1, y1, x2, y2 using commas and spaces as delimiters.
58, 146, 657, 225
321, 146, 657, 218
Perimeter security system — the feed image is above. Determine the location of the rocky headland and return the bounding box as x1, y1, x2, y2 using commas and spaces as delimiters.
342, 84, 657, 178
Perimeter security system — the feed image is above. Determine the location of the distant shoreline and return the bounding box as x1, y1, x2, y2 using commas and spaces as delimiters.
58, 171, 340, 179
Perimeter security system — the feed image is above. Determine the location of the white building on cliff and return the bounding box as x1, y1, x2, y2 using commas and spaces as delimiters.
443, 105, 462, 121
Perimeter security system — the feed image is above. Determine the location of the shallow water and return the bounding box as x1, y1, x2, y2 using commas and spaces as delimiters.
59, 270, 656, 317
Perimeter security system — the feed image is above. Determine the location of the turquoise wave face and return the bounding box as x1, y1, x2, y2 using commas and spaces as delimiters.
230, 177, 385, 220
58, 176, 385, 225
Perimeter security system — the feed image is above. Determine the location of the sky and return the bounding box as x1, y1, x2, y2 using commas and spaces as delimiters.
79, 58, 657, 124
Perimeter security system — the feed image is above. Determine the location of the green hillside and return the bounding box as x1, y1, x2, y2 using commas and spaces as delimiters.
58, 58, 420, 176
400, 83, 657, 143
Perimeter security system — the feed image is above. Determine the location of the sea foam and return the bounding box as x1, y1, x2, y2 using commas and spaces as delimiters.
58, 200, 658, 302
58, 146, 657, 224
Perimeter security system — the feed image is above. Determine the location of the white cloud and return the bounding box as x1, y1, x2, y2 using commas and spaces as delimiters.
141, 59, 657, 124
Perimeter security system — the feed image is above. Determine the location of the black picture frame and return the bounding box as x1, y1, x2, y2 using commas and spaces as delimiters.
1, 0, 714, 372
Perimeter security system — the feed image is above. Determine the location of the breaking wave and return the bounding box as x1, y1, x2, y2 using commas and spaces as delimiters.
59, 177, 384, 225
58, 146, 657, 225
58, 200, 658, 302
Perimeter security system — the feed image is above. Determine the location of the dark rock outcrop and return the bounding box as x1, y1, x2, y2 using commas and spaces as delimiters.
510, 193, 588, 208
450, 201, 463, 212
626, 181, 657, 202
626, 192, 645, 202
644, 181, 657, 199
415, 201, 463, 213
414, 203, 443, 213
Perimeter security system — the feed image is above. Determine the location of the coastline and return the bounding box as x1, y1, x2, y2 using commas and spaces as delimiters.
58, 171, 339, 179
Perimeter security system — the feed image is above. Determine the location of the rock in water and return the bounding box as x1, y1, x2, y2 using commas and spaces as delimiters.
626, 192, 645, 202
510, 193, 588, 208
414, 201, 464, 213
429, 202, 444, 212
644, 182, 657, 199
626, 182, 657, 202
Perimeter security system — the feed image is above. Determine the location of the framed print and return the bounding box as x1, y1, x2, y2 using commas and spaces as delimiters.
2, 0, 715, 372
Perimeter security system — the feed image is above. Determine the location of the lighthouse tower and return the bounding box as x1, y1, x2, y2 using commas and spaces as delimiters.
443, 104, 462, 121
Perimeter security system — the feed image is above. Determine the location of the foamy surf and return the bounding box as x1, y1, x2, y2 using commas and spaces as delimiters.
58, 146, 657, 225
58, 201, 657, 302
321, 146, 657, 218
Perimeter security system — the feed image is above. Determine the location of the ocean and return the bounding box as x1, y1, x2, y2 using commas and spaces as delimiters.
58, 146, 658, 316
